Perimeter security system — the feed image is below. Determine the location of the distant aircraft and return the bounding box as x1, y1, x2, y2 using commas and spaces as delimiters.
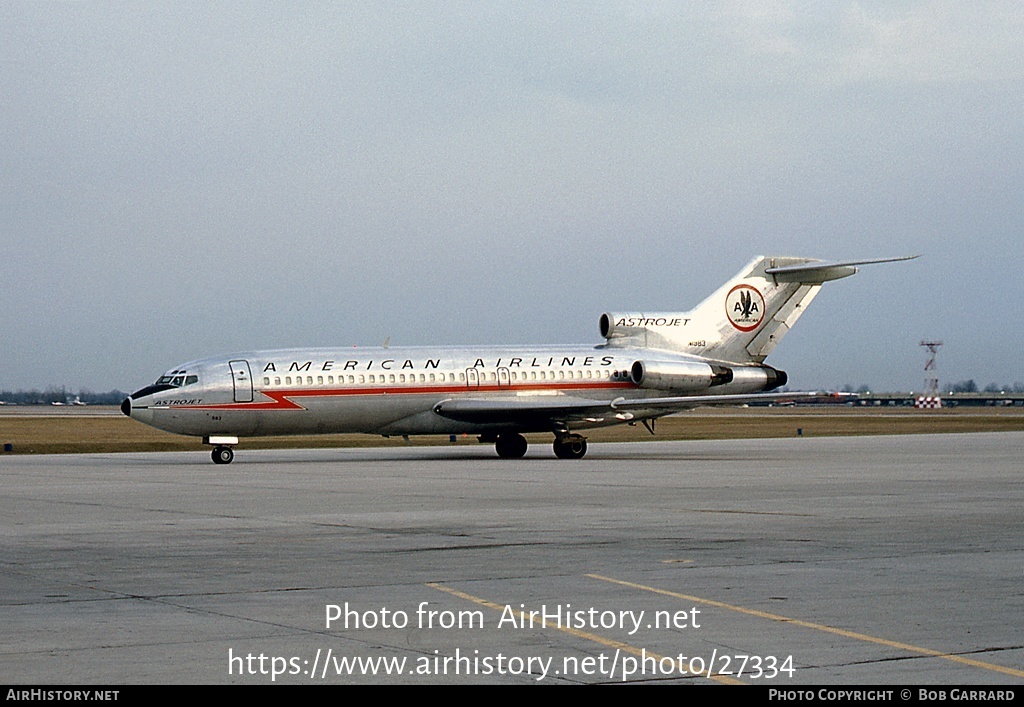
51, 396, 85, 406
122, 255, 914, 463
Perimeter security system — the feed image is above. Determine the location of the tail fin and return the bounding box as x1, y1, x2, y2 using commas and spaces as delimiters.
599, 255, 915, 363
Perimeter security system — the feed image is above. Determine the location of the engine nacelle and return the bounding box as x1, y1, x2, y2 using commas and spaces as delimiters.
725, 365, 789, 392
630, 359, 732, 391
600, 312, 689, 340
631, 360, 788, 393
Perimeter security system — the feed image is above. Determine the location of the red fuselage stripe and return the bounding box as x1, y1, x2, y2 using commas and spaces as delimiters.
174, 381, 636, 411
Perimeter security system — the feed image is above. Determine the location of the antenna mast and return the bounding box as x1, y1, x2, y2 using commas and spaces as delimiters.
916, 340, 943, 408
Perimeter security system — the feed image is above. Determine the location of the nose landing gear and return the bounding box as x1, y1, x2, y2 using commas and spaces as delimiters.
212, 446, 234, 464
205, 436, 239, 464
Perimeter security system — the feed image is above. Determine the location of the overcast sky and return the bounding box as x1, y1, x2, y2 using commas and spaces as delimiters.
2, 2, 1022, 393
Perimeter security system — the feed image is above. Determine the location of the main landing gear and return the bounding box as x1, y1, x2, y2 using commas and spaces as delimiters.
494, 433, 528, 459
488, 433, 589, 459
553, 434, 587, 460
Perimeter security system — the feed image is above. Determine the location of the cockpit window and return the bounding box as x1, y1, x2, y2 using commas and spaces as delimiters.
131, 370, 199, 400
154, 372, 199, 388
130, 368, 197, 397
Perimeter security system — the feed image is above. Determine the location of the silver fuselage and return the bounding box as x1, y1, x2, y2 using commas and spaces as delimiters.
124, 344, 768, 438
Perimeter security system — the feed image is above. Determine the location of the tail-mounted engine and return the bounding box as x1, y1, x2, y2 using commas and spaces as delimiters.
728, 364, 788, 391
629, 360, 732, 391
630, 359, 788, 393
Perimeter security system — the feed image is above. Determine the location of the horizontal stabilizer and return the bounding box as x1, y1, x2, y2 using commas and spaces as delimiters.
765, 255, 919, 283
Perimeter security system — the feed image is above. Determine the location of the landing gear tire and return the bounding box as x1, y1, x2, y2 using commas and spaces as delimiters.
212, 446, 234, 464
553, 436, 587, 459
495, 433, 528, 459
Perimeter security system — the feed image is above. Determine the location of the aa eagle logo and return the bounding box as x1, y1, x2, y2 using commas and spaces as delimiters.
725, 284, 765, 332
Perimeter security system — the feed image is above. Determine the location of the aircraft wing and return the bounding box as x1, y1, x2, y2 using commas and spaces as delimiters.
432, 391, 838, 426
433, 396, 627, 425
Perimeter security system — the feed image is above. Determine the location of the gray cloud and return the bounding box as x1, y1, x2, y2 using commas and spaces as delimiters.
2, 2, 1021, 393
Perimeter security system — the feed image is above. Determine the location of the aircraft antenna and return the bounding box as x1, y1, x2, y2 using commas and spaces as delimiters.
916, 340, 943, 409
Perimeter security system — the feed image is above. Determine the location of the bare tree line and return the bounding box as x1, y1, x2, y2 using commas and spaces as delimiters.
0, 387, 127, 406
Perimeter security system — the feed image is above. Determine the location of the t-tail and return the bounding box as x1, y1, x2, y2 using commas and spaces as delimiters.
599, 255, 917, 364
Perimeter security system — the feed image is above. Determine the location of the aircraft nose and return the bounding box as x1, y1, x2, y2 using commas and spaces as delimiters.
121, 397, 131, 417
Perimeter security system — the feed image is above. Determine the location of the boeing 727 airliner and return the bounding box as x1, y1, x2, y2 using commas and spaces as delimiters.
122, 255, 914, 463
